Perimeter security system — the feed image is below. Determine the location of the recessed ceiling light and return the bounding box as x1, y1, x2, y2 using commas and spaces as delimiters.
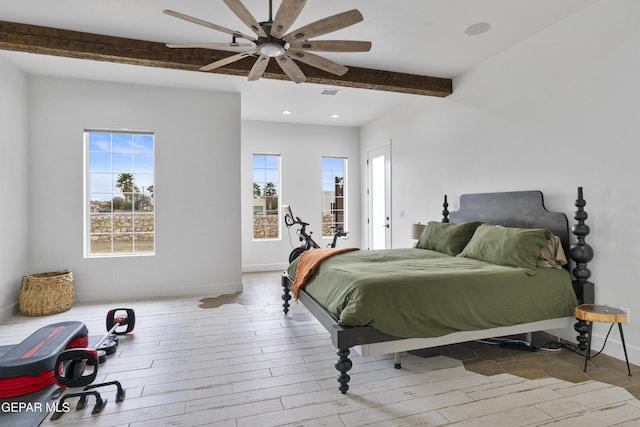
282, 110, 292, 115
330, 114, 340, 119
465, 22, 491, 36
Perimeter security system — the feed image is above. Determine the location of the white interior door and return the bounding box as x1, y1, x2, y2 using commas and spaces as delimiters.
367, 144, 391, 249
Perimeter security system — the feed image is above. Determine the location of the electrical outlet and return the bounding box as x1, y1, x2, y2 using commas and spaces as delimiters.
620, 306, 631, 324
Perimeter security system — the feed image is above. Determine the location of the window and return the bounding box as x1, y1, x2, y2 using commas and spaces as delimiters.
253, 154, 280, 239
321, 157, 347, 237
85, 130, 155, 256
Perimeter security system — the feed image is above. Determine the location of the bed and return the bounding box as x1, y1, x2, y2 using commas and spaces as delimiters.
282, 189, 594, 393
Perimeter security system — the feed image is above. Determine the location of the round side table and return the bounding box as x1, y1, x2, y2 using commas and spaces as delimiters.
574, 304, 631, 376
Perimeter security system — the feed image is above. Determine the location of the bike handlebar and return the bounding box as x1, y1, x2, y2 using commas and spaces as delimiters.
295, 217, 309, 227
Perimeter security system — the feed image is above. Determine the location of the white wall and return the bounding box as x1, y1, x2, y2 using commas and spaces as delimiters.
28, 76, 242, 302
362, 0, 640, 364
242, 120, 360, 271
0, 56, 29, 320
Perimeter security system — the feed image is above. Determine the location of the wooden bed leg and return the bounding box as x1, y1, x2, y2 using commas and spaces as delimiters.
394, 352, 402, 369
281, 273, 291, 314
570, 187, 594, 352
335, 348, 352, 394
442, 194, 450, 223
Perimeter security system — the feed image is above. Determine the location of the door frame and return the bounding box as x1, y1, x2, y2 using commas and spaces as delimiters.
366, 143, 391, 249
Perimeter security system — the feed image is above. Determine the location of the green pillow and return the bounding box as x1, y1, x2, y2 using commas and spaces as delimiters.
458, 225, 552, 275
416, 221, 482, 256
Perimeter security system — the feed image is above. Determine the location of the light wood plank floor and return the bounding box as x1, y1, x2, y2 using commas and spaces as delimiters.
1, 271, 639, 426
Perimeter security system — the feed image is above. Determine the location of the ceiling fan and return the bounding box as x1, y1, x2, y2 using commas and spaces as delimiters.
163, 0, 372, 83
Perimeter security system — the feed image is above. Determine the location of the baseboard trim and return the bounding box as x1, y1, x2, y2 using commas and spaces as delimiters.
242, 263, 289, 273
0, 302, 18, 322
74, 281, 243, 303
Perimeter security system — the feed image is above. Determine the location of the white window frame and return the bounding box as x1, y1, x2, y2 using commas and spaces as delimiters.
321, 156, 347, 238
84, 129, 155, 257
252, 153, 281, 240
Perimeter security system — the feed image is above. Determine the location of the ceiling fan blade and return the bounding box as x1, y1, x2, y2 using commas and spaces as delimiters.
271, 0, 307, 39
289, 40, 371, 52
163, 9, 257, 42
248, 55, 270, 81
275, 55, 307, 83
199, 49, 257, 71
287, 50, 348, 76
284, 9, 363, 42
223, 0, 268, 38
166, 42, 253, 49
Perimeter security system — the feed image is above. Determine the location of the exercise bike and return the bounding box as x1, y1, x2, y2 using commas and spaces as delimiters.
284, 205, 348, 263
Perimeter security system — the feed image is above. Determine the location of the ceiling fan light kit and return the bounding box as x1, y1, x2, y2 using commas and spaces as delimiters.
257, 41, 286, 57
163, 0, 371, 84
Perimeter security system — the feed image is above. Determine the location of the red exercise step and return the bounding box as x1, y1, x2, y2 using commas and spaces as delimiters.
0, 321, 88, 398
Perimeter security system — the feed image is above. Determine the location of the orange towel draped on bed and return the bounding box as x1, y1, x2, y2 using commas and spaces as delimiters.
292, 247, 359, 300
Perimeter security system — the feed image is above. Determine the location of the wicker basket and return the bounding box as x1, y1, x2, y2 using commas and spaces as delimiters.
19, 270, 75, 316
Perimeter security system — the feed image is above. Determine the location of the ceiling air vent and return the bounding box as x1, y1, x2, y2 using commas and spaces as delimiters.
320, 88, 341, 96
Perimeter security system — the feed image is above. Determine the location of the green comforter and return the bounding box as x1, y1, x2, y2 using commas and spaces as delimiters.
288, 248, 577, 339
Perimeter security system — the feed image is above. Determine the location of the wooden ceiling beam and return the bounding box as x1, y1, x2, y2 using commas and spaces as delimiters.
0, 20, 452, 97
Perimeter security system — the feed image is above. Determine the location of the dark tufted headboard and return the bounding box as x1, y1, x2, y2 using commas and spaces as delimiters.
448, 190, 570, 262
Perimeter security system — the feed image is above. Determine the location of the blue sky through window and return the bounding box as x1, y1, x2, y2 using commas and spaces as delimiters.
253, 154, 280, 194
322, 157, 345, 191
88, 132, 154, 201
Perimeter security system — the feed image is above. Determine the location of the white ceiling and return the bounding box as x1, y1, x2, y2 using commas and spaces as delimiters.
0, 0, 599, 127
